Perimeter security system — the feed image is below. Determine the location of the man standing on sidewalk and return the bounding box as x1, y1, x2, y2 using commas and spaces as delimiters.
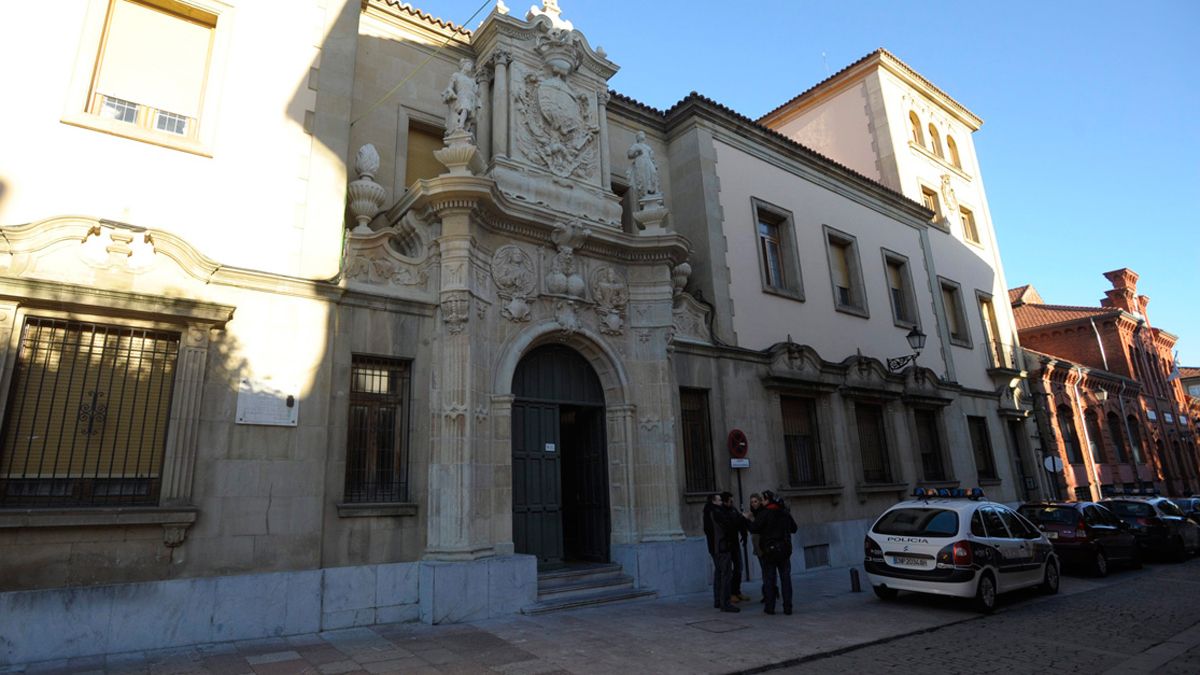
707, 493, 747, 612
748, 490, 798, 615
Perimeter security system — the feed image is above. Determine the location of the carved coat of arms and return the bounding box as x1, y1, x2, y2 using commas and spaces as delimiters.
514, 68, 598, 180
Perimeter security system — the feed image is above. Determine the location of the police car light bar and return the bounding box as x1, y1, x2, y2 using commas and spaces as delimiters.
910, 487, 986, 500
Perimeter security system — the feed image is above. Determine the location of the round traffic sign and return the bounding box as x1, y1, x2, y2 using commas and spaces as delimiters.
728, 429, 748, 458
1043, 456, 1064, 473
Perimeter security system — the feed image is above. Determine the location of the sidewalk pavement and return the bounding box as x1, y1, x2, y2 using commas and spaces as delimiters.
0, 565, 1106, 675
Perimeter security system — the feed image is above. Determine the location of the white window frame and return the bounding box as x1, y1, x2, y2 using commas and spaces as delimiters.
60, 0, 233, 157
823, 226, 868, 318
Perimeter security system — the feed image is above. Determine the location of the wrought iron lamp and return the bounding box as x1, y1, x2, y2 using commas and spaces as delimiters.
887, 327, 927, 372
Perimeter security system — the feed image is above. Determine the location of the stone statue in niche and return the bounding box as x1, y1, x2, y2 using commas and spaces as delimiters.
442, 59, 479, 138
626, 131, 661, 206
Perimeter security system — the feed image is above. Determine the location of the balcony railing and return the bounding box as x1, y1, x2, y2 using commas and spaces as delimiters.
986, 340, 1021, 372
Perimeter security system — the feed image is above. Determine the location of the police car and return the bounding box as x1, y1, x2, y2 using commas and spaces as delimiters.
864, 488, 1060, 612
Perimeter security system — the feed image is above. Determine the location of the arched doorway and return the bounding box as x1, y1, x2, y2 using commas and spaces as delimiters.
512, 344, 610, 568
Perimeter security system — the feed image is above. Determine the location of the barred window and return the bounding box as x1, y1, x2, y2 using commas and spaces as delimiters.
0, 318, 180, 506
782, 396, 823, 487
679, 388, 715, 493
345, 356, 411, 503
914, 408, 946, 481
856, 403, 892, 484
968, 416, 998, 481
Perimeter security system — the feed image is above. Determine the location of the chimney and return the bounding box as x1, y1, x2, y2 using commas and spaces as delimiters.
1100, 268, 1139, 313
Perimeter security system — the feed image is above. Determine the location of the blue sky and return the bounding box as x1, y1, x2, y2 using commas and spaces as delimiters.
423, 0, 1200, 362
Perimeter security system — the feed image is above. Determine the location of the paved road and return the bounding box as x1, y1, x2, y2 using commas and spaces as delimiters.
774, 558, 1200, 674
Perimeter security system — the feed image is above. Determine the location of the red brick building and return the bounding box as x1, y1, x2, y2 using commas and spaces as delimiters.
1012, 269, 1199, 498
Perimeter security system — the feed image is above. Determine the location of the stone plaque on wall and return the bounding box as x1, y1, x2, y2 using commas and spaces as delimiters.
236, 378, 299, 426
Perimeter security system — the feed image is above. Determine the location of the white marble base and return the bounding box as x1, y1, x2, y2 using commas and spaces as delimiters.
418, 555, 537, 625
613, 538, 709, 596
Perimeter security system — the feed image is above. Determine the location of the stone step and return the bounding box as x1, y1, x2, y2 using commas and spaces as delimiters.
536, 563, 626, 590
520, 587, 657, 616
536, 574, 635, 603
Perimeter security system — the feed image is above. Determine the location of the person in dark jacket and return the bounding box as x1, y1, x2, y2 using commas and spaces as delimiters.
748, 493, 764, 601
721, 491, 748, 602
708, 493, 747, 612
747, 490, 798, 615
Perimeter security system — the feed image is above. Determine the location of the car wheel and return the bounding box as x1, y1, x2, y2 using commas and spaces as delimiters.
872, 585, 898, 601
974, 573, 997, 613
1040, 559, 1060, 595
1093, 550, 1108, 577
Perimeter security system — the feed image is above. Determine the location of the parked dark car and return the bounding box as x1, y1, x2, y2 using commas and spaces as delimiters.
1169, 497, 1200, 525
1018, 501, 1139, 576
1102, 497, 1200, 561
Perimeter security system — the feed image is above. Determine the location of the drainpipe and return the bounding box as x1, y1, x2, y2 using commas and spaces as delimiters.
1072, 368, 1101, 501
1090, 318, 1109, 371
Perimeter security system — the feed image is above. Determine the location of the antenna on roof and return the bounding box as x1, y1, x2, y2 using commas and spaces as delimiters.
821, 51, 830, 76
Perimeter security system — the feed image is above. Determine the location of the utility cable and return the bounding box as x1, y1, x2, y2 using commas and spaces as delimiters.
350, 0, 492, 127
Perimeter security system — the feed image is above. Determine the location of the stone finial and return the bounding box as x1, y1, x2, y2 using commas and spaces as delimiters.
671, 262, 691, 297
348, 144, 386, 234
496, 0, 510, 14
527, 0, 573, 30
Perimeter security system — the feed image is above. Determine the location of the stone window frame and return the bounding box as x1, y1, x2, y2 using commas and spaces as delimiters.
938, 276, 972, 349
845, 396, 902, 489
959, 204, 983, 246
0, 277, 233, 547
967, 415, 1000, 484
880, 248, 919, 329
678, 387, 717, 496
59, 0, 234, 157
750, 197, 805, 302
909, 405, 953, 484
823, 225, 869, 319
779, 394, 827, 488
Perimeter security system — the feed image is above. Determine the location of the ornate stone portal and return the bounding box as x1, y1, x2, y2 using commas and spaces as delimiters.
377, 1, 693, 621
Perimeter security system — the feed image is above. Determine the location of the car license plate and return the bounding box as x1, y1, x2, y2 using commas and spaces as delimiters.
891, 555, 926, 568
1045, 531, 1058, 540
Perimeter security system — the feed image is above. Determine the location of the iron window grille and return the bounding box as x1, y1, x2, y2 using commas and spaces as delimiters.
782, 396, 824, 487
344, 355, 411, 503
968, 416, 998, 481
679, 388, 716, 493
856, 403, 892, 483
0, 318, 180, 507
914, 408, 946, 481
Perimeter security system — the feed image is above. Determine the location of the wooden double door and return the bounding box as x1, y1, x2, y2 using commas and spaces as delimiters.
511, 345, 610, 567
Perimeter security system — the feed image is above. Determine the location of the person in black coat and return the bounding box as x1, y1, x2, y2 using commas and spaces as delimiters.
747, 490, 798, 615
706, 493, 747, 612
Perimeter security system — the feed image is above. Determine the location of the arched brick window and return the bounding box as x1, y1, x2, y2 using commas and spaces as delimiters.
1057, 404, 1083, 464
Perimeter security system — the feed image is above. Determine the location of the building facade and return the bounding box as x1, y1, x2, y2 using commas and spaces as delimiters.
1012, 271, 1200, 499
0, 1, 1040, 663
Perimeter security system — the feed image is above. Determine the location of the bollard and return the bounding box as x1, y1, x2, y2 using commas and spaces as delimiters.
850, 568, 862, 593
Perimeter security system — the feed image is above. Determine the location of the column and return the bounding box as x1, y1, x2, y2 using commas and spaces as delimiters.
491, 51, 510, 159
425, 203, 494, 560
596, 91, 611, 187
160, 323, 211, 506
476, 69, 491, 164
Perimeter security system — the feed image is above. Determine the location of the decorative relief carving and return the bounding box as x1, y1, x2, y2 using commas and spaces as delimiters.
474, 404, 489, 423
344, 255, 427, 287
638, 415, 660, 432
162, 524, 190, 548
591, 266, 627, 335
554, 300, 580, 335
491, 245, 537, 323
546, 220, 589, 297
672, 294, 712, 345
441, 291, 470, 334
443, 403, 469, 422
80, 227, 158, 272
513, 62, 598, 180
